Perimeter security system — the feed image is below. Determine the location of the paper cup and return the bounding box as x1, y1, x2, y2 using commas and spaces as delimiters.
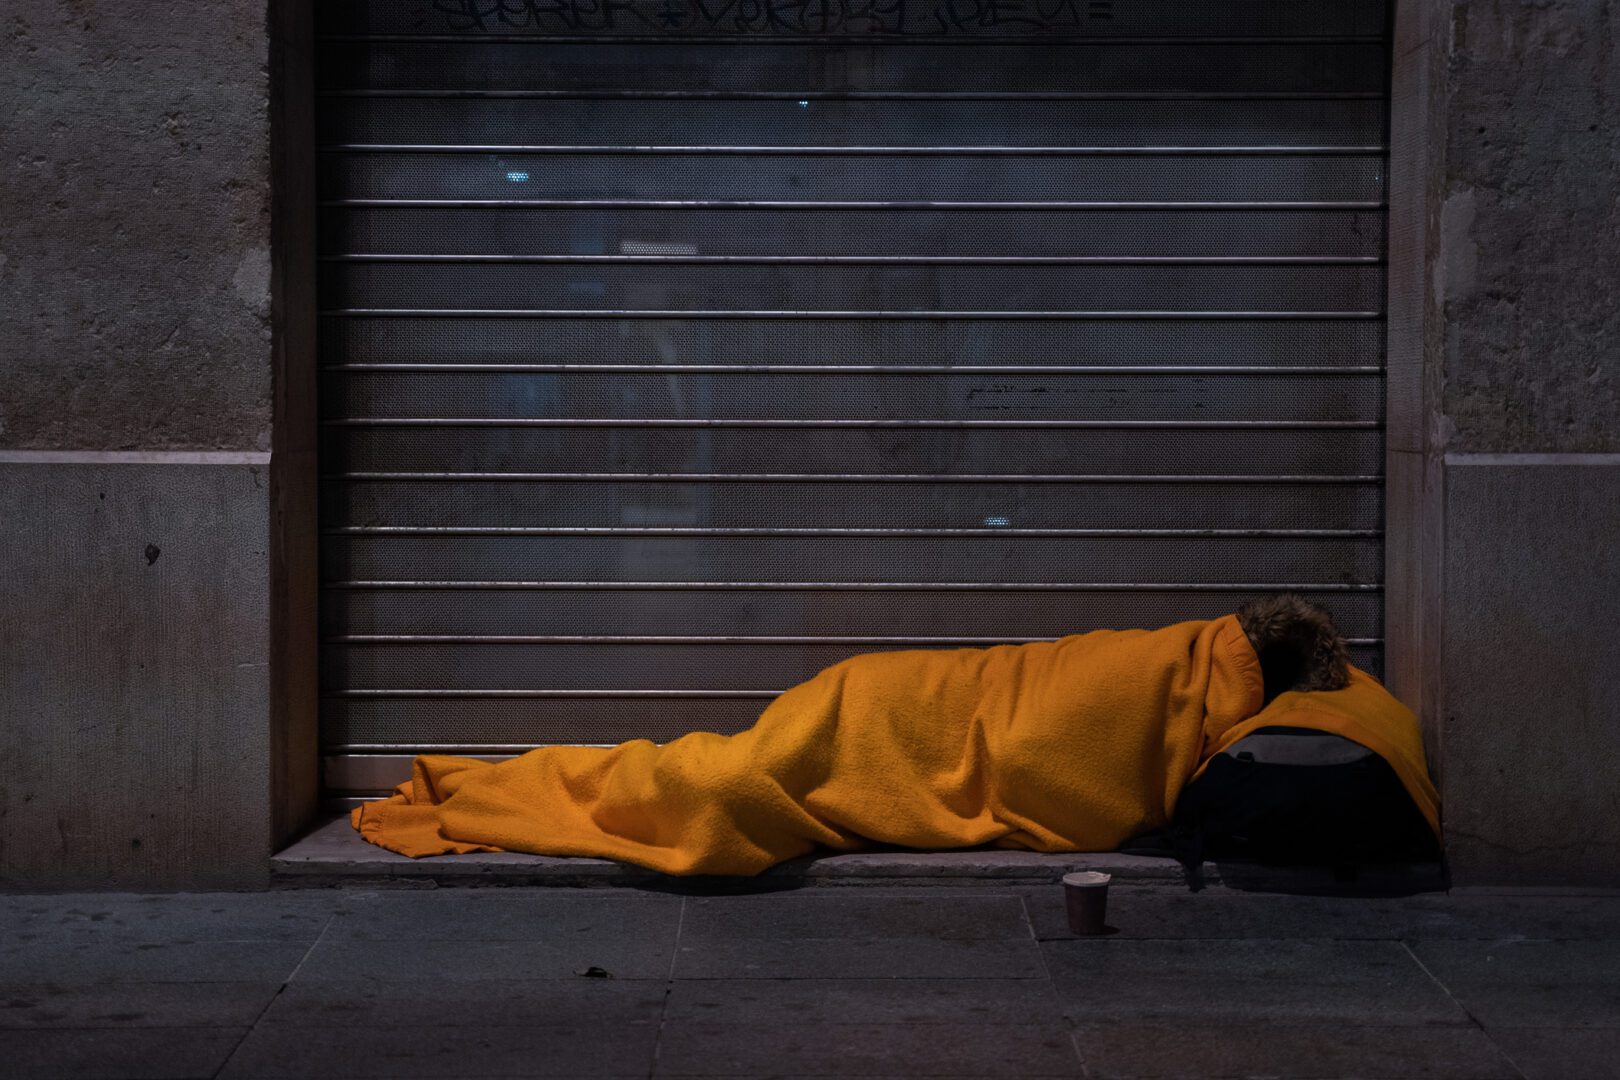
1061, 871, 1112, 935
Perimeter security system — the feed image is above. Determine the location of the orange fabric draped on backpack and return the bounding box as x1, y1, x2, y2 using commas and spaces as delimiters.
351, 614, 1438, 875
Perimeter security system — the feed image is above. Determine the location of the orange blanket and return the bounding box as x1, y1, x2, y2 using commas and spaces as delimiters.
1194, 664, 1441, 838
352, 613, 1437, 875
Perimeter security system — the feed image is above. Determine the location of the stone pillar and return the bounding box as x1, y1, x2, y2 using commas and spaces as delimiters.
1392, 0, 1620, 886
0, 2, 282, 889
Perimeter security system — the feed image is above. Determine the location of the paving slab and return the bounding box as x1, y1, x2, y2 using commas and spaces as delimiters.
1441, 895, 1620, 939
0, 981, 282, 1029
1016, 887, 1620, 942
1409, 938, 1620, 1028
0, 894, 333, 943
654, 1021, 1082, 1076
664, 977, 1065, 1025
0, 940, 310, 986
1018, 886, 1454, 940
273, 815, 647, 886
1070, 1021, 1521, 1079
261, 978, 667, 1029
277, 816, 1189, 888
679, 892, 1031, 942
322, 890, 683, 942
773, 849, 1186, 886
1, 887, 1613, 1079
295, 937, 675, 982
1044, 939, 1470, 1026
1485, 1026, 1620, 1080
0, 1025, 248, 1080
672, 936, 1047, 980
220, 1023, 659, 1078
1210, 859, 1448, 896
290, 815, 1439, 890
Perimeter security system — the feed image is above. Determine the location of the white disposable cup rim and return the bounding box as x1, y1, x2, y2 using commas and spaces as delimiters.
1061, 871, 1113, 888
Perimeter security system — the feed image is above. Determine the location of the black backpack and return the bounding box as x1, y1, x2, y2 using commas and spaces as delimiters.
1128, 726, 1438, 889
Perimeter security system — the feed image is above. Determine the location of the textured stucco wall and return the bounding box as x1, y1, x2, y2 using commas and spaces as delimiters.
1438, 1, 1620, 453
1442, 462, 1620, 886
0, 461, 272, 891
0, 3, 276, 890
0, 2, 272, 450
1417, 1, 1620, 884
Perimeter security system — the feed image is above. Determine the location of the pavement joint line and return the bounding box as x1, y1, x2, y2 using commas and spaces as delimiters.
210, 912, 336, 1080
1020, 893, 1091, 1079
648, 896, 687, 1080
1399, 939, 1531, 1080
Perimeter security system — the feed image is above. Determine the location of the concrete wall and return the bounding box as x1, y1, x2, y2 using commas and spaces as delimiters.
0, 2, 273, 451
0, 459, 271, 889
1, 0, 1617, 889
1439, 1, 1619, 454
0, 3, 277, 889
1442, 460, 1620, 884
1393, 0, 1620, 886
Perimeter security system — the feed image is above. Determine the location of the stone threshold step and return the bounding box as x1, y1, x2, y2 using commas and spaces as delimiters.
274, 816, 1446, 894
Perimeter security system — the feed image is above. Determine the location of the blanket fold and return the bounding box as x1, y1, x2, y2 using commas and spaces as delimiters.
1192, 664, 1442, 840
353, 614, 1267, 875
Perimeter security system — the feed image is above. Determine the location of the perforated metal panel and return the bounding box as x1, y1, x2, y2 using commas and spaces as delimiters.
316, 0, 1391, 795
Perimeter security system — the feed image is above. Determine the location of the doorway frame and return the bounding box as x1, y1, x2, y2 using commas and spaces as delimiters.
264, 0, 1444, 849
270, 0, 321, 849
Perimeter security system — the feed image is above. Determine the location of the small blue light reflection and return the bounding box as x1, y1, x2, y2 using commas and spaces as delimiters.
797, 100, 809, 108
506, 171, 530, 182
983, 516, 1012, 527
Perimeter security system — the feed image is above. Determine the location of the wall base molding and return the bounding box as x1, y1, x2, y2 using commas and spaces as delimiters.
0, 450, 271, 466
1445, 453, 1620, 467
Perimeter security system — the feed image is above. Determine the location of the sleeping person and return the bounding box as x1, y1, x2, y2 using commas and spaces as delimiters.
351, 594, 1439, 876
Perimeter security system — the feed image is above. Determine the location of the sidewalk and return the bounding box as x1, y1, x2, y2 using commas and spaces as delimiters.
3, 883, 1617, 1078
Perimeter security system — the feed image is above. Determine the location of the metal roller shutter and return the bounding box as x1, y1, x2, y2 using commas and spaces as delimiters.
316, 1, 1390, 799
